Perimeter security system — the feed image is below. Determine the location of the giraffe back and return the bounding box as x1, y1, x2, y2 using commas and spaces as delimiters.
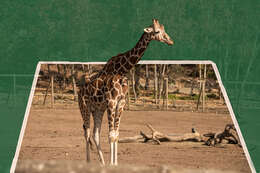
78, 72, 128, 111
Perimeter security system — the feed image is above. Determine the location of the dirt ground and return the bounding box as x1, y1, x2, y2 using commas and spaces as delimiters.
17, 107, 251, 173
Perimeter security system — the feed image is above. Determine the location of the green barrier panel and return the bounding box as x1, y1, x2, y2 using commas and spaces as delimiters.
0, 0, 259, 172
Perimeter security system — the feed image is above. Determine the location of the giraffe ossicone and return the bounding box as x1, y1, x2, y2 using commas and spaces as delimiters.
78, 18, 174, 165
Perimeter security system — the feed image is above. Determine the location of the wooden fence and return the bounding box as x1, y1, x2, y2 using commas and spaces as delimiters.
32, 64, 224, 112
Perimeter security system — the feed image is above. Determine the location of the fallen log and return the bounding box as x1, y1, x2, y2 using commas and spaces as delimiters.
119, 135, 144, 143
119, 124, 241, 147
119, 124, 205, 144
204, 124, 241, 147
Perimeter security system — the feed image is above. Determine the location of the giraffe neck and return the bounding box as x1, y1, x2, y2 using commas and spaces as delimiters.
131, 32, 152, 59
102, 32, 152, 75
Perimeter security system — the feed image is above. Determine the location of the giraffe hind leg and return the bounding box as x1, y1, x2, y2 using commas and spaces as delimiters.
92, 110, 105, 165
83, 122, 94, 147
78, 98, 92, 162
82, 119, 91, 162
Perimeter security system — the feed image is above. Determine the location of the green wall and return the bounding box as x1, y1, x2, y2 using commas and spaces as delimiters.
0, 0, 259, 172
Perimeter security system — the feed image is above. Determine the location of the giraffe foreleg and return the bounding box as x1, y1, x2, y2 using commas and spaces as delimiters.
107, 100, 117, 165
113, 98, 125, 165
107, 98, 125, 165
108, 129, 119, 165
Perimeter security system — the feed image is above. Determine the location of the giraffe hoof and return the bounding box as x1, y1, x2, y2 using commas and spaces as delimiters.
100, 162, 105, 167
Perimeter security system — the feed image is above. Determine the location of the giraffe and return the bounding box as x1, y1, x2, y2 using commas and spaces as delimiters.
77, 19, 174, 165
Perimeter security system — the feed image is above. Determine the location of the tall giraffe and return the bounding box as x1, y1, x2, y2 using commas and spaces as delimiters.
78, 19, 174, 165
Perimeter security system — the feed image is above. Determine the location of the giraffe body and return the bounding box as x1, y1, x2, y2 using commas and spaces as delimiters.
78, 19, 174, 165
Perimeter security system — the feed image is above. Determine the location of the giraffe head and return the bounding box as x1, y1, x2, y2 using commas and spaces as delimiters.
144, 19, 174, 45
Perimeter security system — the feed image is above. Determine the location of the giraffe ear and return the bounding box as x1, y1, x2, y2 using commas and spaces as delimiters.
144, 27, 154, 33
152, 18, 159, 24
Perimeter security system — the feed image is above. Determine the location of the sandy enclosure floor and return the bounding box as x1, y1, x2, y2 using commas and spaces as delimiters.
17, 108, 251, 172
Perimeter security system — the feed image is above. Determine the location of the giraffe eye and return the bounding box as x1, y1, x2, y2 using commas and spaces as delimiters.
155, 31, 160, 34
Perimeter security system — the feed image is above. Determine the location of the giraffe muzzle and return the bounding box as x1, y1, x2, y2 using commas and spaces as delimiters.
168, 39, 174, 45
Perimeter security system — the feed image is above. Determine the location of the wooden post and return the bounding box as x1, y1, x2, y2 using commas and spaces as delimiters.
71, 64, 78, 102
81, 64, 85, 72
154, 64, 158, 105
202, 64, 207, 112
56, 64, 62, 91
190, 66, 196, 96
88, 64, 92, 74
197, 64, 206, 111
63, 64, 67, 91
217, 80, 222, 102
145, 64, 149, 90
199, 64, 202, 90
127, 80, 130, 110
196, 84, 202, 110
158, 65, 166, 105
131, 68, 137, 102
51, 74, 54, 108
134, 65, 141, 98
165, 78, 168, 110
43, 79, 51, 105
43, 65, 51, 105
72, 77, 77, 101
202, 80, 205, 112
163, 79, 165, 107
219, 85, 221, 101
